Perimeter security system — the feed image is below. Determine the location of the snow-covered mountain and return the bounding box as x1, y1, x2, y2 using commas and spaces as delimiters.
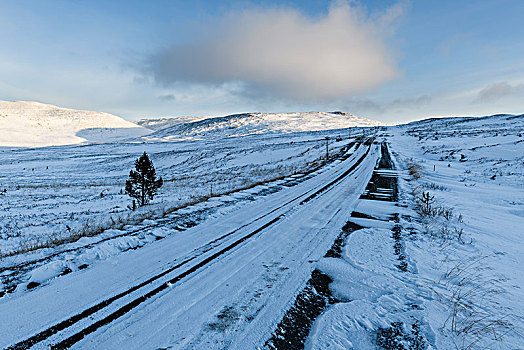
140, 111, 382, 140
0, 100, 151, 147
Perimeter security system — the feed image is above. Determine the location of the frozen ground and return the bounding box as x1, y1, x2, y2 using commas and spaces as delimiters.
0, 112, 522, 349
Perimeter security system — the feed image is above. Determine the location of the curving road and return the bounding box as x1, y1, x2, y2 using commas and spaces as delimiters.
1, 139, 379, 350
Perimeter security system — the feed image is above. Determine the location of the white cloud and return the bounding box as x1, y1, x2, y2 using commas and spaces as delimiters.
148, 1, 401, 100
475, 81, 524, 103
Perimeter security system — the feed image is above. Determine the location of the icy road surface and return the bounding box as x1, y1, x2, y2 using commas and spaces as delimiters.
1, 141, 379, 349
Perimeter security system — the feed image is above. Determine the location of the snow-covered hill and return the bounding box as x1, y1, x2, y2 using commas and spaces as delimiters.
136, 115, 211, 131
140, 111, 382, 140
0, 100, 151, 147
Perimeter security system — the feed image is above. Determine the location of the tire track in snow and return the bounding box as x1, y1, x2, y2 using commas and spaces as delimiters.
7, 140, 373, 350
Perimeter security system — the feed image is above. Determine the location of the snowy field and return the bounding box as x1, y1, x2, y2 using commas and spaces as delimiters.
0, 129, 357, 255
308, 114, 524, 349
0, 111, 522, 349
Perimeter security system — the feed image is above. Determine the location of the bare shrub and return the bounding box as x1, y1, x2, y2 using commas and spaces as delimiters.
414, 191, 465, 243
454, 228, 464, 243
422, 182, 448, 191
407, 161, 423, 179
438, 207, 454, 221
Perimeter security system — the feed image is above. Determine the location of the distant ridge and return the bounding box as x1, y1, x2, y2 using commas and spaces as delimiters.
0, 100, 151, 147
138, 111, 382, 141
0, 102, 383, 148
404, 113, 524, 127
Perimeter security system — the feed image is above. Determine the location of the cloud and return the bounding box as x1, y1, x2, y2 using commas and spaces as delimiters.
339, 94, 431, 117
158, 93, 176, 101
390, 94, 431, 109
475, 81, 524, 103
147, 1, 401, 100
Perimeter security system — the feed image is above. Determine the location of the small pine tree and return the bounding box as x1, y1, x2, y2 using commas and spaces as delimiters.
125, 152, 163, 207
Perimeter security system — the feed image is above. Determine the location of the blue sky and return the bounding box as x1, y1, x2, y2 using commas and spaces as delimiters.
1, 0, 523, 122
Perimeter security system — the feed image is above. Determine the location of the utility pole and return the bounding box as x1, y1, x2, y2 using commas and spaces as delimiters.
325, 136, 329, 159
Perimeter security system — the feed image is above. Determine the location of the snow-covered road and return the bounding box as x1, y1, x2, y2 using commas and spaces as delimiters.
1, 140, 379, 349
